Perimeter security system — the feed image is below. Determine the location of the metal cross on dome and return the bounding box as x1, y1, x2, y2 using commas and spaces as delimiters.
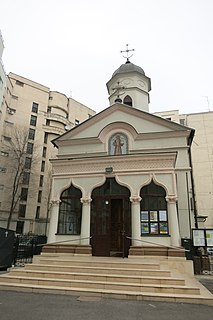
120, 44, 135, 62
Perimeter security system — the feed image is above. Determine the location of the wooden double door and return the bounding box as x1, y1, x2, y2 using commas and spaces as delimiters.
90, 178, 131, 257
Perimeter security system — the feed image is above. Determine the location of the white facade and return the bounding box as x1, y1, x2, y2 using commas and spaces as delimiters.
48, 61, 195, 257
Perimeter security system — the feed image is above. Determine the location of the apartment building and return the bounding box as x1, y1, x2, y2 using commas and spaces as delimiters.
0, 31, 7, 119
0, 72, 96, 235
154, 109, 213, 229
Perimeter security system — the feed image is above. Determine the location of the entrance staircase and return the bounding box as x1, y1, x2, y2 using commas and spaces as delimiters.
0, 254, 213, 305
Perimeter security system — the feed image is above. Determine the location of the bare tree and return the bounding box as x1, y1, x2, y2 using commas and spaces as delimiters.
2, 125, 41, 229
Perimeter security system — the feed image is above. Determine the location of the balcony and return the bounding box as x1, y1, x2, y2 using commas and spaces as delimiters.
44, 112, 72, 126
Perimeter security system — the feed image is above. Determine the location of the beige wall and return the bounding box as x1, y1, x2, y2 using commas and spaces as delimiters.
0, 72, 96, 234
154, 109, 213, 229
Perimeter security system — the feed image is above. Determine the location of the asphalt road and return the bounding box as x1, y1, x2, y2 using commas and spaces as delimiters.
0, 290, 212, 320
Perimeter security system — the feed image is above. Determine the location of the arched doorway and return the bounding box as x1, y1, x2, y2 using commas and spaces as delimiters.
91, 178, 131, 257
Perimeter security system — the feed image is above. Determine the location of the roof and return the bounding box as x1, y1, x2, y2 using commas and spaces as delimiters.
112, 61, 145, 77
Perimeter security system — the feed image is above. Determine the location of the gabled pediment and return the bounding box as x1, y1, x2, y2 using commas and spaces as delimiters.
52, 103, 193, 149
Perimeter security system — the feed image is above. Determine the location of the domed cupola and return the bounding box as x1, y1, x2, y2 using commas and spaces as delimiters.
106, 45, 151, 112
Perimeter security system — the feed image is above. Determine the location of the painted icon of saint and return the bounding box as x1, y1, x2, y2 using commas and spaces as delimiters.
113, 135, 124, 155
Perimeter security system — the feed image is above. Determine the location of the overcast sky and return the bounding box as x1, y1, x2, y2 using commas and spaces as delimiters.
1, 0, 213, 114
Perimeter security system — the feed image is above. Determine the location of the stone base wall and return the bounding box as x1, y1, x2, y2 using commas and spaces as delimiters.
129, 246, 185, 258
42, 244, 92, 255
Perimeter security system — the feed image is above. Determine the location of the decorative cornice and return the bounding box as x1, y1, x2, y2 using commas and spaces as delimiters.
51, 153, 177, 176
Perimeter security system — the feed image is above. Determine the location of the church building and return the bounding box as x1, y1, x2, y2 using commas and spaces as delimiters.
46, 51, 195, 258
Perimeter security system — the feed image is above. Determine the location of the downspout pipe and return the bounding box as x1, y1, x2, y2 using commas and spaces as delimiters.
187, 129, 198, 228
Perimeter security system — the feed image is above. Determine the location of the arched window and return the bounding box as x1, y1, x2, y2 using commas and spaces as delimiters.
140, 181, 168, 235
123, 95, 132, 106
57, 185, 82, 234
108, 133, 128, 155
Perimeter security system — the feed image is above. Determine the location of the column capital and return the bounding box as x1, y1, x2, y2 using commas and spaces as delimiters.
50, 199, 61, 206
81, 197, 92, 205
166, 195, 178, 203
130, 196, 142, 204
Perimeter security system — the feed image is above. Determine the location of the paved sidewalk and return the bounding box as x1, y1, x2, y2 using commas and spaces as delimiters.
196, 275, 213, 294
0, 290, 212, 320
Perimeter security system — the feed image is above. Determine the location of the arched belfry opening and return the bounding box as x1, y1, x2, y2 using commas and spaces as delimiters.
123, 95, 132, 107
57, 185, 82, 235
91, 178, 131, 257
140, 181, 168, 236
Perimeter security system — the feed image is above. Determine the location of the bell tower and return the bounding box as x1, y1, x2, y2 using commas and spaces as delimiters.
106, 45, 151, 113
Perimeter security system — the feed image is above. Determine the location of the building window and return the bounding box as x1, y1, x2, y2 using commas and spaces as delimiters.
46, 119, 50, 126
19, 204, 26, 218
39, 175, 44, 187
49, 96, 53, 100
75, 119, 80, 126
47, 106, 51, 113
123, 95, 132, 107
32, 102, 38, 113
28, 128, 35, 140
42, 147, 47, 158
27, 142, 33, 154
3, 135, 11, 142
180, 119, 185, 125
15, 80, 24, 87
58, 185, 82, 235
44, 132, 48, 144
109, 133, 128, 155
4, 120, 14, 126
25, 157, 32, 170
38, 190, 42, 203
20, 188, 28, 201
36, 206, 40, 219
16, 221, 24, 234
41, 161, 45, 172
0, 167, 7, 173
30, 115, 37, 126
1, 151, 9, 157
140, 181, 168, 235
22, 172, 30, 185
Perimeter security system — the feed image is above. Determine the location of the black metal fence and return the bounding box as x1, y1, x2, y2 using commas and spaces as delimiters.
13, 234, 47, 265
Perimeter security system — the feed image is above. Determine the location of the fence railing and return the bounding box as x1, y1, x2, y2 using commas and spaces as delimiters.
13, 235, 47, 265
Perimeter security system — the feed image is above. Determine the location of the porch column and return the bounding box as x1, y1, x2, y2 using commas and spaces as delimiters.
80, 197, 92, 245
130, 196, 142, 246
48, 200, 60, 243
166, 196, 181, 247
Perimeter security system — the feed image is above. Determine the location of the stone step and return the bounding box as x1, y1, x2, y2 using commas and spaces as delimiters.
25, 263, 171, 277
8, 269, 186, 285
1, 255, 213, 305
0, 282, 212, 305
36, 258, 160, 270
0, 274, 200, 295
